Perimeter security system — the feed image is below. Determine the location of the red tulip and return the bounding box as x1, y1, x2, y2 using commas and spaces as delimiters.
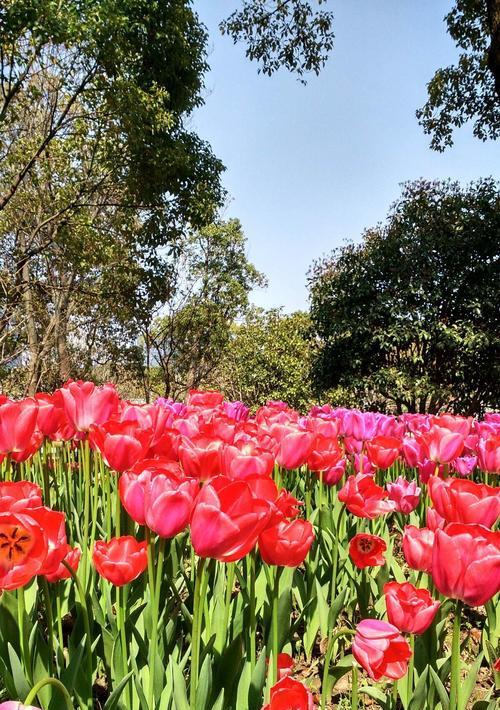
89, 421, 151, 473
320, 459, 346, 486
187, 389, 224, 408
59, 380, 119, 432
384, 581, 440, 634
352, 619, 412, 681
92, 536, 148, 586
307, 435, 342, 472
0, 511, 48, 590
365, 436, 401, 470
0, 481, 42, 512
26, 507, 68, 577
190, 476, 270, 562
338, 474, 396, 519
402, 525, 434, 573
418, 425, 464, 464
478, 434, 500, 473
386, 477, 421, 514
0, 398, 39, 455
258, 518, 314, 567
178, 435, 223, 481
428, 476, 500, 528
262, 676, 315, 710
349, 533, 387, 569
220, 440, 274, 479
431, 523, 500, 606
144, 472, 198, 538
45, 545, 81, 583
35, 391, 75, 440
271, 425, 314, 470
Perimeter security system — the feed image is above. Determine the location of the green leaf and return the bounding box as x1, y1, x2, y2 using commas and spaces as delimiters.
458, 653, 483, 710
7, 642, 30, 700
429, 665, 450, 710
104, 671, 134, 710
408, 667, 429, 710
195, 655, 213, 710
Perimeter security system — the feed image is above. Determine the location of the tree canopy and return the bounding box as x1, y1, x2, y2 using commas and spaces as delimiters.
308, 178, 500, 414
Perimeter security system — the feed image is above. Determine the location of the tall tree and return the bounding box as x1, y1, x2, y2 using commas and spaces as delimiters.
0, 0, 224, 393
144, 220, 265, 401
211, 308, 315, 411
308, 178, 500, 414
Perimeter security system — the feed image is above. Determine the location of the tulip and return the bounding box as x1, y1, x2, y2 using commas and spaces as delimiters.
273, 426, 313, 470
352, 619, 412, 681
349, 533, 387, 569
258, 518, 314, 567
365, 435, 401, 470
384, 581, 440, 634
343, 410, 379, 441
0, 481, 42, 512
0, 703, 41, 710
320, 459, 346, 485
262, 676, 315, 710
0, 511, 49, 590
144, 473, 199, 538
89, 421, 151, 473
418, 425, 464, 464
187, 389, 224, 408
431, 523, 500, 606
478, 434, 500, 473
26, 507, 68, 577
220, 440, 274, 479
178, 435, 223, 481
45, 545, 81, 583
59, 380, 119, 432
353, 452, 375, 474
402, 436, 424, 468
92, 536, 148, 586
338, 474, 396, 519
307, 435, 342, 472
0, 398, 39, 455
402, 525, 434, 573
452, 455, 477, 476
428, 476, 500, 528
190, 476, 270, 562
386, 476, 421, 514
35, 391, 75, 440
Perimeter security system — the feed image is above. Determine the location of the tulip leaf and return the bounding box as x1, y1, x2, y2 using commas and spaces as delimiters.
212, 689, 225, 710
0, 654, 18, 699
60, 634, 86, 693
195, 655, 213, 710
7, 642, 30, 700
249, 647, 267, 710
458, 652, 483, 710
429, 665, 450, 710
104, 670, 134, 710
408, 666, 429, 710
172, 661, 189, 710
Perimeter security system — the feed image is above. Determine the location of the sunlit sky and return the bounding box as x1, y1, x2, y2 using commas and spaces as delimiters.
192, 1, 500, 312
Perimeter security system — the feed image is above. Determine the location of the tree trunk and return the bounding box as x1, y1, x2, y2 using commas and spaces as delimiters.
18, 235, 40, 395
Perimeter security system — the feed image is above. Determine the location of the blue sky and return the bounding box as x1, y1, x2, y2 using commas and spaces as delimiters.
192, 1, 500, 312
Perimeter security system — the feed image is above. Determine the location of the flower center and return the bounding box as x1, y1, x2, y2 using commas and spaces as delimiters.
358, 537, 374, 554
0, 524, 33, 565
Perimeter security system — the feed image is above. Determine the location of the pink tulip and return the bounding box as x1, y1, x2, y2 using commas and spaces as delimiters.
418, 425, 464, 464
384, 581, 440, 634
428, 476, 500, 528
144, 473, 199, 538
59, 380, 119, 432
402, 525, 434, 573
386, 477, 421, 514
352, 619, 412, 681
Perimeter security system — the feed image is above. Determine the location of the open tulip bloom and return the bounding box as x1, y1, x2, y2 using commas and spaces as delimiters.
0, 385, 498, 710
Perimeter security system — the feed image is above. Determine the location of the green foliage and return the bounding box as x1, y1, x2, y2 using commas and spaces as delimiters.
211, 307, 315, 411
417, 1, 500, 150
145, 220, 265, 400
0, 0, 225, 393
308, 178, 500, 414
220, 0, 334, 81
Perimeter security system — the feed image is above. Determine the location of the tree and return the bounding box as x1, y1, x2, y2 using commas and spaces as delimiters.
0, 1, 225, 393
211, 308, 315, 411
144, 220, 265, 401
417, 0, 500, 150
220, 0, 335, 81
308, 178, 500, 414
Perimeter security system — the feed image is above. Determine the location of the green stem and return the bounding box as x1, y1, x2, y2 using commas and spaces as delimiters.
63, 561, 93, 710
392, 679, 398, 709
321, 628, 356, 709
449, 600, 462, 710
148, 537, 166, 710
190, 556, 207, 710
56, 586, 65, 667
270, 566, 283, 687
118, 585, 132, 709
248, 553, 257, 674
351, 663, 358, 710
17, 585, 32, 684
407, 634, 415, 701
216, 562, 235, 652
24, 676, 73, 709
330, 504, 345, 606
39, 576, 55, 677
80, 439, 91, 589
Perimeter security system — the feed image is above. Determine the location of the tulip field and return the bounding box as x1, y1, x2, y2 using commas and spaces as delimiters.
0, 383, 498, 710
